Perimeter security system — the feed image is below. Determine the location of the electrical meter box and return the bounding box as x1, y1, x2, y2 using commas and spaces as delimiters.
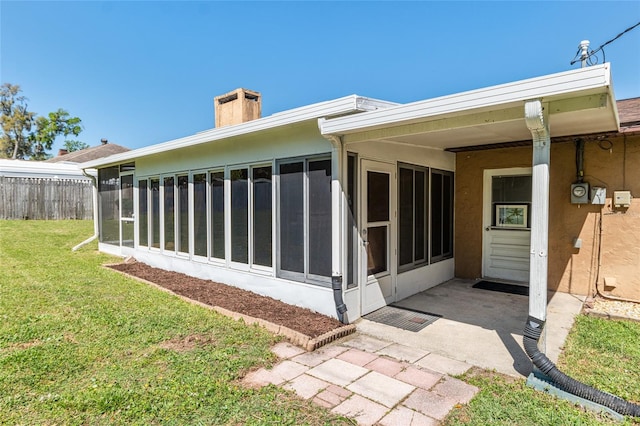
591, 187, 606, 204
613, 191, 632, 207
571, 183, 589, 204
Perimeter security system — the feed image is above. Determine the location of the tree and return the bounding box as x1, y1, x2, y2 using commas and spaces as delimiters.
0, 83, 84, 160
31, 109, 83, 160
0, 83, 35, 159
63, 139, 90, 153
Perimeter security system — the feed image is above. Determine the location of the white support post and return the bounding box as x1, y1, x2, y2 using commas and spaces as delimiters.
330, 137, 343, 280
326, 132, 348, 322
525, 99, 550, 327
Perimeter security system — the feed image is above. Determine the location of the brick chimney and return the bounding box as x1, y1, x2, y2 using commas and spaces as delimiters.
58, 149, 68, 156
214, 88, 261, 128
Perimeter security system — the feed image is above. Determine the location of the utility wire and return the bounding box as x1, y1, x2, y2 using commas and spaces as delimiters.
570, 21, 640, 65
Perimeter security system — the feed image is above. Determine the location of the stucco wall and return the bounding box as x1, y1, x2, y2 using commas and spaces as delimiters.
455, 133, 640, 300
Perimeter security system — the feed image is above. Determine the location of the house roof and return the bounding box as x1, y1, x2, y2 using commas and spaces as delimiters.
80, 64, 627, 170
46, 142, 130, 164
319, 64, 619, 150
0, 159, 92, 180
617, 97, 640, 133
81, 95, 398, 169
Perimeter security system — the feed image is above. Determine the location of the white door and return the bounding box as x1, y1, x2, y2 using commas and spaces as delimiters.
120, 173, 135, 248
482, 168, 532, 284
361, 159, 396, 315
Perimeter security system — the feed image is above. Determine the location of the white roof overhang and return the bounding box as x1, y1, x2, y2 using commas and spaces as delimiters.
319, 64, 619, 150
81, 95, 398, 169
0, 159, 91, 180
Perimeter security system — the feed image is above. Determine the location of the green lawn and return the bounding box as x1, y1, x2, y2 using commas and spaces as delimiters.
3, 220, 639, 425
444, 313, 640, 425
0, 220, 349, 425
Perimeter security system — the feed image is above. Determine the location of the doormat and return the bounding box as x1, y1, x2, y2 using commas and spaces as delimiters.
472, 280, 529, 296
363, 305, 440, 332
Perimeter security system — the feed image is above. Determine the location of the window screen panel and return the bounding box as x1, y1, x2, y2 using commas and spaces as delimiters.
279, 162, 304, 273
231, 169, 248, 263
210, 172, 225, 259
367, 171, 389, 222
98, 167, 119, 244
398, 167, 414, 267
443, 173, 453, 256
193, 173, 207, 257
415, 170, 427, 262
346, 154, 357, 288
120, 175, 134, 220
431, 172, 443, 258
139, 179, 148, 247
121, 219, 134, 248
121, 174, 134, 248
367, 225, 387, 275
308, 159, 332, 277
177, 175, 189, 253
150, 179, 160, 248
164, 177, 175, 251
252, 166, 272, 267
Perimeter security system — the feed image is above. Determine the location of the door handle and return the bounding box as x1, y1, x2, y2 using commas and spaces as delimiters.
485, 227, 490, 231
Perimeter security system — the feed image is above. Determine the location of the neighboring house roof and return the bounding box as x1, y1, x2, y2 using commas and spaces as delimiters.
81, 95, 398, 169
0, 159, 92, 180
46, 142, 130, 164
617, 97, 640, 132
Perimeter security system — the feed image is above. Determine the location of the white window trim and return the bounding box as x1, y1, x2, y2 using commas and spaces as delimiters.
397, 163, 429, 272
276, 155, 332, 287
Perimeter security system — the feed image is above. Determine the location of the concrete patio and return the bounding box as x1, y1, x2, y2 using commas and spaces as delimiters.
358, 278, 586, 377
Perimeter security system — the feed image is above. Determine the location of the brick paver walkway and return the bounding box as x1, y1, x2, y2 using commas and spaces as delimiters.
243, 334, 479, 425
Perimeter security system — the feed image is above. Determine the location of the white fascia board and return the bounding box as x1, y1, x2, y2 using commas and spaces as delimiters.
81, 95, 396, 169
320, 64, 613, 136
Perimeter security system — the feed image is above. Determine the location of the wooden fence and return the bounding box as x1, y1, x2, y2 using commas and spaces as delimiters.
0, 176, 94, 220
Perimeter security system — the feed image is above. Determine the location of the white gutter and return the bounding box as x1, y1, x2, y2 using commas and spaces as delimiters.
320, 64, 614, 136
82, 95, 398, 170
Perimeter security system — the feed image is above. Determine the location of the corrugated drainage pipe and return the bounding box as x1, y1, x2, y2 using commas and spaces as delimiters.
524, 315, 640, 417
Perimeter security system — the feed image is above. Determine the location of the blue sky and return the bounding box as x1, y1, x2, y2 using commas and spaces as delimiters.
1, 1, 639, 155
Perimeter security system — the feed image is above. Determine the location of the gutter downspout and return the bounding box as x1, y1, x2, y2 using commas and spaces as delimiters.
523, 100, 640, 417
320, 119, 348, 324
525, 99, 550, 335
73, 168, 99, 251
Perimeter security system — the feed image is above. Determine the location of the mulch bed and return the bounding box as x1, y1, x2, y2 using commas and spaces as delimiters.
107, 262, 344, 339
